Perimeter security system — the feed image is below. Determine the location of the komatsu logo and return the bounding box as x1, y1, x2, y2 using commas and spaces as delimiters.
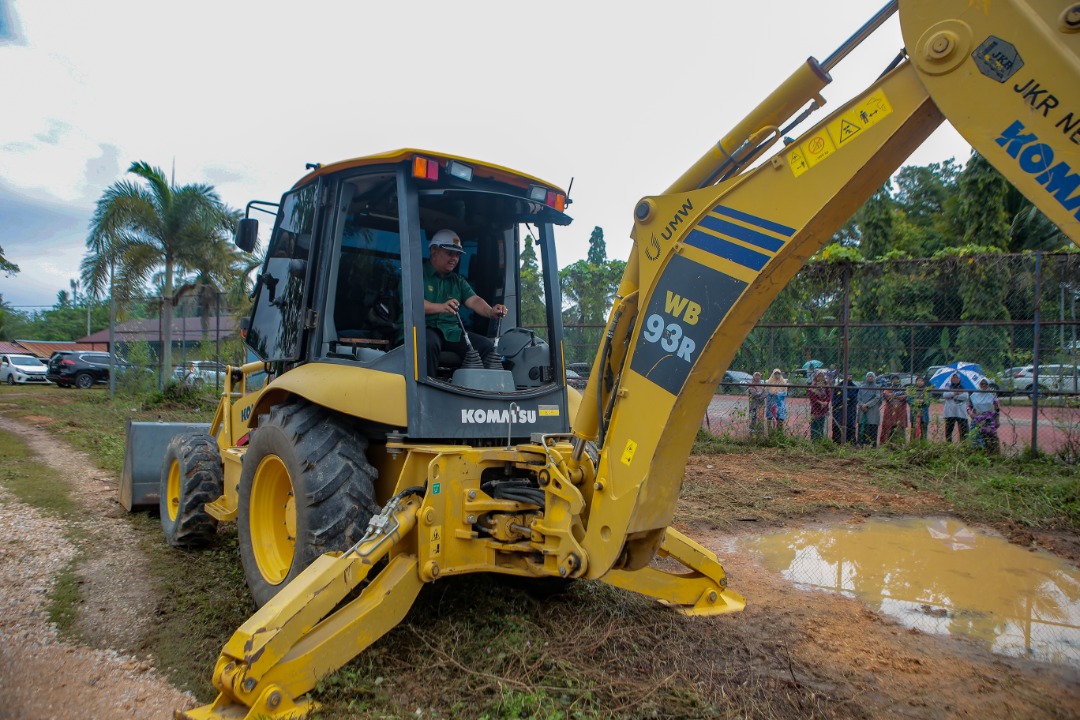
462, 408, 537, 424
996, 120, 1080, 221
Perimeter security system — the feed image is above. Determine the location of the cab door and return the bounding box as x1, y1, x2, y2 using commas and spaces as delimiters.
246, 182, 322, 363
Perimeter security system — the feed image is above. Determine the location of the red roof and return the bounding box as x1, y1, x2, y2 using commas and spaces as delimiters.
12, 340, 107, 358
78, 315, 237, 343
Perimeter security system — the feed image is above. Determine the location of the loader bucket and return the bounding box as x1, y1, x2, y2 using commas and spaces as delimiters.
120, 419, 211, 511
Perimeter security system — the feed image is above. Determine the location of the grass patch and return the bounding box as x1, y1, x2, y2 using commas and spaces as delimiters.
858, 442, 1080, 530
308, 576, 830, 720
0, 429, 80, 518
48, 563, 82, 636
129, 512, 253, 699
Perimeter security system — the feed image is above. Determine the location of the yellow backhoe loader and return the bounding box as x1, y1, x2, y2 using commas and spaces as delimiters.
118, 1, 1079, 717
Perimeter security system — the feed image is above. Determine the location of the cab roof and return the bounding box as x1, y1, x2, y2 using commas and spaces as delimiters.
292, 148, 567, 194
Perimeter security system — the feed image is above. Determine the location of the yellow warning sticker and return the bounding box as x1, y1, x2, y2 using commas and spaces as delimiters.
621, 439, 637, 466
430, 526, 442, 558
789, 147, 809, 178
804, 131, 836, 168
789, 90, 893, 177
538, 405, 560, 417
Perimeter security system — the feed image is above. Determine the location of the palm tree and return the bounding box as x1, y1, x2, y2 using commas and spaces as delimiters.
82, 161, 238, 377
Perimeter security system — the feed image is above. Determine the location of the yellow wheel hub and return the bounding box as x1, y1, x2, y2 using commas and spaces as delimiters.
250, 454, 297, 586
166, 459, 181, 522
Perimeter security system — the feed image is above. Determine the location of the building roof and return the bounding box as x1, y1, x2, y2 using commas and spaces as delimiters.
79, 315, 238, 343
13, 340, 108, 358
0, 341, 28, 355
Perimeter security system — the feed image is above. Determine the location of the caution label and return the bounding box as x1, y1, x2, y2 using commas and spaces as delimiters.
621, 439, 637, 466
789, 90, 893, 177
430, 526, 442, 558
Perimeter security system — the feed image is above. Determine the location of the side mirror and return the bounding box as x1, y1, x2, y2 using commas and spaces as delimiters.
235, 218, 259, 253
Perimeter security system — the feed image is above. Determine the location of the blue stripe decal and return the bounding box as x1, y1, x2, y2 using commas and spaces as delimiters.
712, 205, 796, 237
697, 215, 785, 253
685, 229, 770, 271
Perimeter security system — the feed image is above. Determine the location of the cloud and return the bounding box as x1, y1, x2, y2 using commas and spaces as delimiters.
0, 182, 90, 308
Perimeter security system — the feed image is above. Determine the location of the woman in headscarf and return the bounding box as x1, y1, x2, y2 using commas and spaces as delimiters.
941, 372, 970, 442
766, 368, 788, 435
747, 371, 766, 436
879, 374, 908, 444
968, 377, 1000, 453
857, 372, 882, 446
807, 369, 832, 442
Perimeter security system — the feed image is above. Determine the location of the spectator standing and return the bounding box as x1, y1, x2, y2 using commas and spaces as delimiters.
826, 364, 839, 384
857, 372, 882, 446
941, 373, 970, 442
807, 370, 832, 441
766, 368, 788, 435
832, 373, 858, 444
908, 375, 932, 441
880, 375, 909, 444
747, 371, 766, 436
968, 378, 1001, 453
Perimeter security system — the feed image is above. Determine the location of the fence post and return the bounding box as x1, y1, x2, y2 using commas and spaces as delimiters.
1032, 252, 1041, 456
841, 263, 852, 444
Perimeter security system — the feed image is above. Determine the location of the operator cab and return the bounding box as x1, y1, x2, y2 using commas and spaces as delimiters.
238, 150, 574, 441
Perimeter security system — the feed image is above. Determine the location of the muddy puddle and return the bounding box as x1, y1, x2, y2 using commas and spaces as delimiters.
741, 517, 1080, 666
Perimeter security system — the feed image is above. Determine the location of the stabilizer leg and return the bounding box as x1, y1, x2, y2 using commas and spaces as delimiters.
178, 492, 424, 720
601, 527, 745, 616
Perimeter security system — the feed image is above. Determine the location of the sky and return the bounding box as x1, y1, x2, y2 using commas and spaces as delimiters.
0, 0, 972, 311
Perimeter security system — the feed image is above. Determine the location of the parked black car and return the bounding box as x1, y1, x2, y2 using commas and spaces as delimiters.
47, 351, 132, 389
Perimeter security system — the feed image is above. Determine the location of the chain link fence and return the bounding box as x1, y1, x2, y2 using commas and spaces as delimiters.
563, 252, 1080, 459
99, 292, 245, 393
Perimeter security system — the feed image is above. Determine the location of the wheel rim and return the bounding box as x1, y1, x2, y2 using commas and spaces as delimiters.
249, 454, 296, 586
77, 374, 92, 389
166, 458, 182, 522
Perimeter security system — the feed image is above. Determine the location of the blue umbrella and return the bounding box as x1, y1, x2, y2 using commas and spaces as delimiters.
801, 359, 823, 371
929, 362, 985, 390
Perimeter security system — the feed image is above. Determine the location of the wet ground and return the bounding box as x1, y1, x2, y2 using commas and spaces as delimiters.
742, 517, 1080, 667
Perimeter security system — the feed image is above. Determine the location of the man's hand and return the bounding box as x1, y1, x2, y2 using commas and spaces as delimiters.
490, 304, 508, 319
442, 298, 461, 315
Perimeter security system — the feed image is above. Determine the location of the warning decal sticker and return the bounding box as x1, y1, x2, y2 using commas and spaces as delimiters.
789, 90, 893, 177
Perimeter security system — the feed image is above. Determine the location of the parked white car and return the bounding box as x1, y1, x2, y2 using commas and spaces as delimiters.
173, 360, 228, 387
0, 354, 50, 385
1010, 364, 1079, 395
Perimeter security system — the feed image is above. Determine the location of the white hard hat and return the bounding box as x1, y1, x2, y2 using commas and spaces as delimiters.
429, 229, 464, 254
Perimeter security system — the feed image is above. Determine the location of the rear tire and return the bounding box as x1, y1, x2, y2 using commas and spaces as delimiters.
75, 372, 94, 389
238, 400, 379, 607
160, 433, 223, 547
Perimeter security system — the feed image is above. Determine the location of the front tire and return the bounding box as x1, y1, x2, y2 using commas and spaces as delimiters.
238, 400, 379, 607
160, 433, 223, 547
75, 372, 94, 389
6, 374, 14, 386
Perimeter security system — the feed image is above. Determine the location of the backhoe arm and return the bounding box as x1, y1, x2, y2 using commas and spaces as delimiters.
574, 0, 1080, 579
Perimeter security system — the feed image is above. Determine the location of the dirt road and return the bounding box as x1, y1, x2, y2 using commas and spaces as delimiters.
0, 415, 198, 720
0, 414, 1078, 719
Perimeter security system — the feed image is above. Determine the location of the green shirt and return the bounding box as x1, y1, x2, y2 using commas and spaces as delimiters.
423, 260, 476, 342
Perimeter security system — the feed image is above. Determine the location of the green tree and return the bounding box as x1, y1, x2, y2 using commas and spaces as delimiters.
82, 161, 238, 375
952, 152, 1011, 250
559, 227, 626, 363
854, 185, 896, 259
0, 245, 19, 276
519, 234, 546, 328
